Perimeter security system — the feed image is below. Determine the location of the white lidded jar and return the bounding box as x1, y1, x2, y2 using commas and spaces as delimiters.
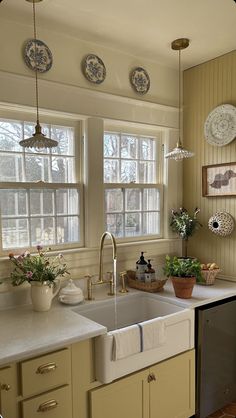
58, 279, 84, 305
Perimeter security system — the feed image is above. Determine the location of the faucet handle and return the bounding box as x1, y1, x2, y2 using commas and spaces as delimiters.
119, 271, 129, 293
84, 275, 94, 301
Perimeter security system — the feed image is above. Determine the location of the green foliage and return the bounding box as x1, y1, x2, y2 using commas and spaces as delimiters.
164, 255, 202, 280
170, 207, 202, 241
9, 246, 69, 286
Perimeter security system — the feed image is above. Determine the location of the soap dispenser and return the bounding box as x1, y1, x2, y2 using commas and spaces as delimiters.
136, 252, 147, 281
145, 260, 156, 283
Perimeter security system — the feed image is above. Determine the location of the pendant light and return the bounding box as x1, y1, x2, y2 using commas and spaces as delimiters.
20, 0, 58, 149
165, 38, 194, 160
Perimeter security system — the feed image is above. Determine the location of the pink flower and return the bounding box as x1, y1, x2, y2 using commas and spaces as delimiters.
26, 271, 33, 279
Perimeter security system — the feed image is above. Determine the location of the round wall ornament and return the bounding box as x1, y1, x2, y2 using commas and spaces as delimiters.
130, 67, 150, 95
208, 211, 234, 237
204, 104, 236, 146
82, 54, 106, 84
23, 39, 53, 73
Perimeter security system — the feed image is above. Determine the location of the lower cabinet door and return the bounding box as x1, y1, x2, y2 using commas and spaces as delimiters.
22, 385, 72, 418
149, 350, 195, 418
89, 369, 149, 418
0, 365, 18, 418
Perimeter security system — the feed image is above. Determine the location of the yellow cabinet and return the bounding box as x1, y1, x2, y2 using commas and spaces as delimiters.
89, 350, 195, 418
0, 365, 18, 418
22, 385, 72, 418
21, 348, 71, 397
149, 350, 195, 418
90, 369, 149, 418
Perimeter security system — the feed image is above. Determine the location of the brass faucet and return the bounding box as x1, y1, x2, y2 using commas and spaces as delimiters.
86, 232, 117, 300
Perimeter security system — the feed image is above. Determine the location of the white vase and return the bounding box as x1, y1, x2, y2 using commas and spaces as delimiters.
30, 280, 61, 312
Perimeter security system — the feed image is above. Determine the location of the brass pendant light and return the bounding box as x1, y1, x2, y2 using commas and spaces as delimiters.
20, 0, 58, 149
165, 38, 194, 160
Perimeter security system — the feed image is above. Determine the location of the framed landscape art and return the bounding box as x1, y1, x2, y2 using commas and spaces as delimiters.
202, 162, 236, 197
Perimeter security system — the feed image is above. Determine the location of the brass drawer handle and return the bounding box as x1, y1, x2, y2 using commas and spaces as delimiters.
1, 383, 11, 391
37, 399, 58, 412
36, 362, 57, 374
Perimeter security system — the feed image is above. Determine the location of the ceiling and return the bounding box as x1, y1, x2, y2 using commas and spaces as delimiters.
1, 0, 236, 69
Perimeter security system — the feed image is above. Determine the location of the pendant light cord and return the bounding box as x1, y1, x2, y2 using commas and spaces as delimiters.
178, 48, 182, 147
33, 0, 39, 125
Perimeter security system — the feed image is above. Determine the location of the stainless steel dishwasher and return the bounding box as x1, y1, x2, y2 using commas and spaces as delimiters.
196, 297, 236, 418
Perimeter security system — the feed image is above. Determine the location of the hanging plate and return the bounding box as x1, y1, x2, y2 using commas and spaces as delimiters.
82, 54, 106, 84
23, 38, 53, 73
204, 104, 236, 146
130, 67, 150, 95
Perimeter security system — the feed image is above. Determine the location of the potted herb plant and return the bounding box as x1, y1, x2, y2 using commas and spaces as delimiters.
9, 246, 69, 311
164, 255, 201, 299
170, 207, 202, 258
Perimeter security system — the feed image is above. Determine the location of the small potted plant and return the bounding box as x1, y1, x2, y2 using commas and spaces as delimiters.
170, 207, 202, 258
164, 255, 201, 298
9, 246, 69, 311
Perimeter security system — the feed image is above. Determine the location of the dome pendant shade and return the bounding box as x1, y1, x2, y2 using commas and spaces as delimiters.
21, 0, 58, 150
164, 144, 194, 160
165, 38, 194, 161
19, 122, 58, 149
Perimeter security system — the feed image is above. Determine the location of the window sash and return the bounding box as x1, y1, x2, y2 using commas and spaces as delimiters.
104, 184, 163, 242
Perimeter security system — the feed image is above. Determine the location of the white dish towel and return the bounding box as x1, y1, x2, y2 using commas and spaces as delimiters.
139, 317, 166, 351
111, 324, 141, 361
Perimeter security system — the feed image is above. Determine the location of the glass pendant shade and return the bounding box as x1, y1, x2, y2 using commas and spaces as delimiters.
165, 38, 194, 161
19, 122, 58, 149
20, 0, 58, 150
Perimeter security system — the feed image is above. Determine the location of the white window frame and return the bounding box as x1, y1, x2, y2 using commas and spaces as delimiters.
0, 110, 84, 255
103, 126, 164, 243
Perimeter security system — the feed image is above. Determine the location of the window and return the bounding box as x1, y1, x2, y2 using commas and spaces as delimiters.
104, 132, 162, 239
0, 118, 81, 251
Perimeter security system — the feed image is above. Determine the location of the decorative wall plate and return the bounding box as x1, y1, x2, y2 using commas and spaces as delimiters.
204, 104, 236, 146
130, 67, 150, 95
82, 54, 106, 84
23, 39, 53, 73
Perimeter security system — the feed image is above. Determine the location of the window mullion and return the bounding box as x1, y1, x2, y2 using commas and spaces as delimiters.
54, 190, 58, 245
27, 189, 32, 247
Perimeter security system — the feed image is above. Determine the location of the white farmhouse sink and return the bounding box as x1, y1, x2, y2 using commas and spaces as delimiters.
73, 292, 194, 383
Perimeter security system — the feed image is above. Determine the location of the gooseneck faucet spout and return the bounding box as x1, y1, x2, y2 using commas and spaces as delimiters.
85, 231, 117, 300
98, 231, 117, 282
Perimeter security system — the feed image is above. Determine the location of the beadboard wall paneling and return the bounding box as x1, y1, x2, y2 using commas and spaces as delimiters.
183, 50, 236, 281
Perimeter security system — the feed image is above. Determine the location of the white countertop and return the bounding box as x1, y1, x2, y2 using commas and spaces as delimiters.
0, 304, 106, 367
158, 278, 236, 308
0, 278, 235, 367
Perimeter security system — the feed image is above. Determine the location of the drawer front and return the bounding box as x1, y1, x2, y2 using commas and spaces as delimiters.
21, 348, 71, 397
22, 385, 72, 418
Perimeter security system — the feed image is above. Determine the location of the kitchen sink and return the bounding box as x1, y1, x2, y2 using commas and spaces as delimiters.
73, 292, 183, 331
73, 292, 194, 383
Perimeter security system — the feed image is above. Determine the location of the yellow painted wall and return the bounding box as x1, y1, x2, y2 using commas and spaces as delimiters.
183, 50, 236, 280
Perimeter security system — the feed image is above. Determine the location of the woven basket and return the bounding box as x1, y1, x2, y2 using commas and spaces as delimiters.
200, 269, 220, 285
126, 270, 167, 293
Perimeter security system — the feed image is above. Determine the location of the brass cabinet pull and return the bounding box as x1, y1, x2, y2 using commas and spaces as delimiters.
1, 383, 11, 391
37, 399, 58, 412
147, 373, 157, 383
36, 362, 57, 374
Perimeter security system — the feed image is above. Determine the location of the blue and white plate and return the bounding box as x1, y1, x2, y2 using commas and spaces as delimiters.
23, 38, 53, 73
130, 67, 150, 95
82, 54, 106, 84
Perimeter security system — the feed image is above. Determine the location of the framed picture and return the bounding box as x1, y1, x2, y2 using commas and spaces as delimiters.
202, 162, 236, 197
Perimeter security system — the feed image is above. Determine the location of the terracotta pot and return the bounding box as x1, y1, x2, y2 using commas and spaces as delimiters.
171, 276, 196, 299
